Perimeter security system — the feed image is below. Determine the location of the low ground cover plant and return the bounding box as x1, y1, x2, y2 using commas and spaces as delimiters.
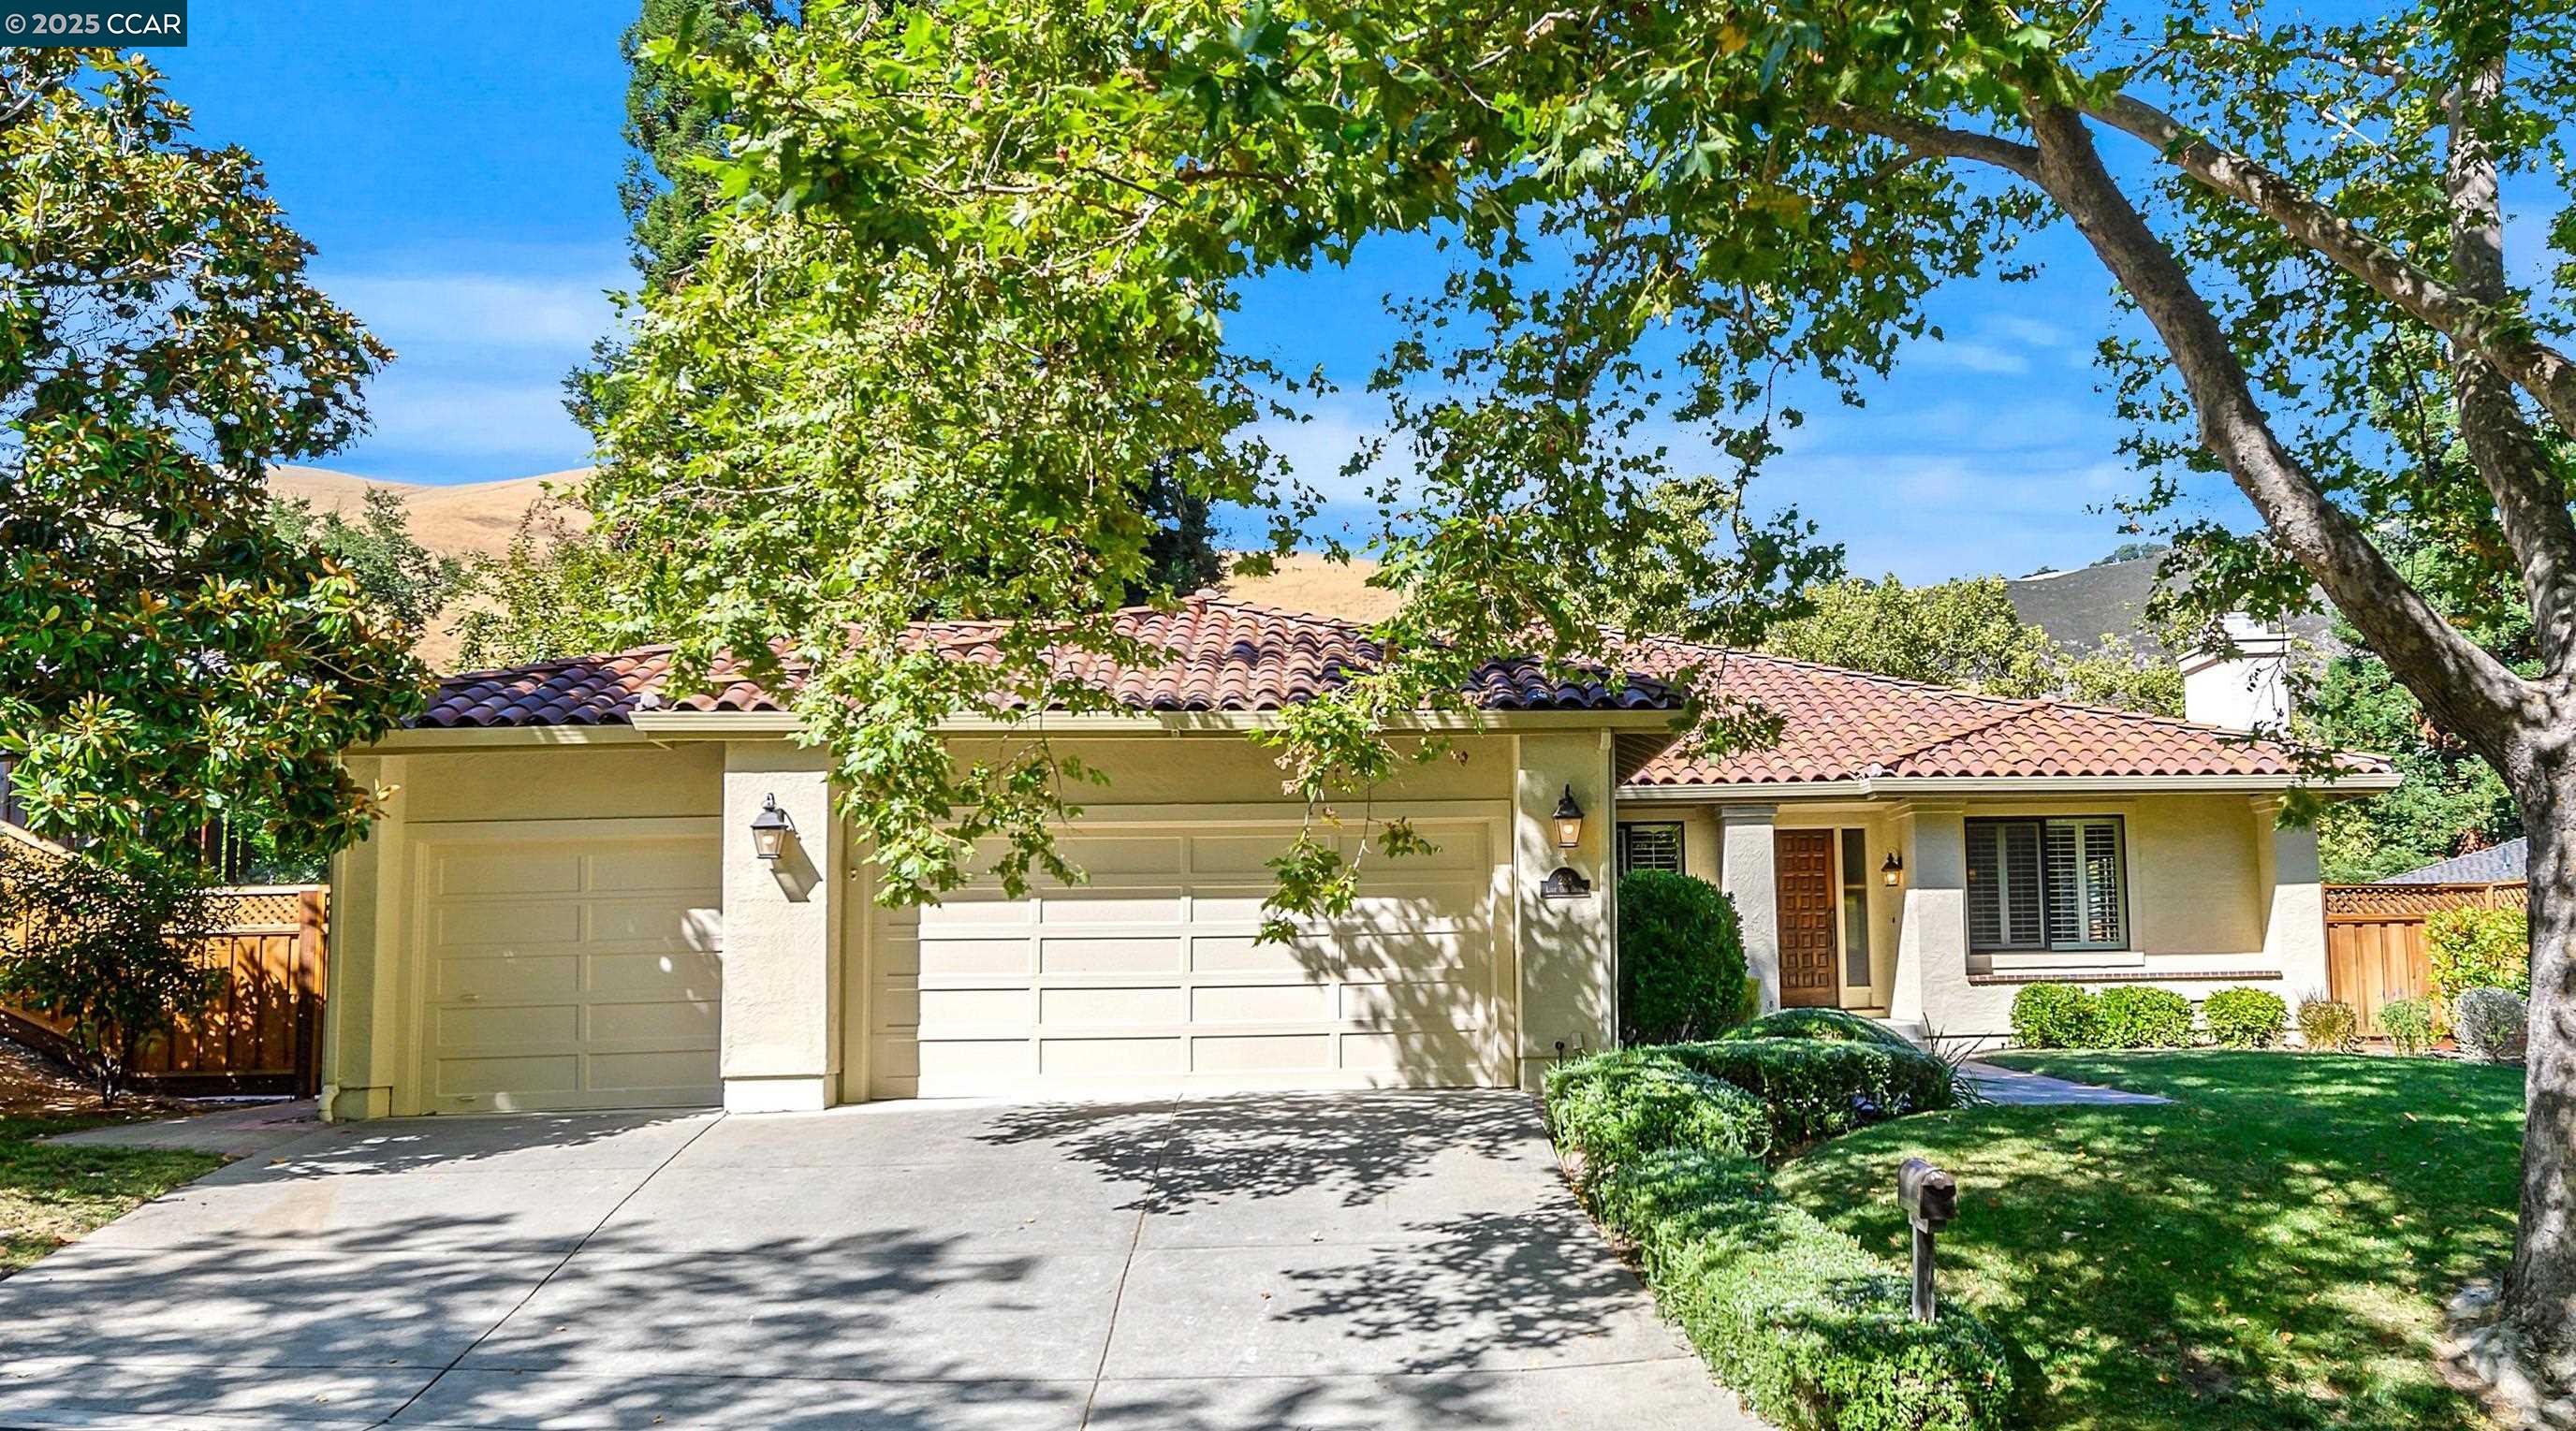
1663, 1034, 1956, 1149
1546, 1052, 2012, 1430
2202, 986, 2289, 1048
1617, 871, 1751, 1044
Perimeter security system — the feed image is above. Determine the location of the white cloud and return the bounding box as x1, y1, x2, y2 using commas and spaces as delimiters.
318, 270, 625, 353
354, 372, 590, 462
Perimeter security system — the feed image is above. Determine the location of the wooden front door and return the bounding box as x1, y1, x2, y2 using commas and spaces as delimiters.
1775, 830, 1838, 1008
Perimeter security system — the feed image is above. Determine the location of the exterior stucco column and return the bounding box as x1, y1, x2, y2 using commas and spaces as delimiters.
2255, 798, 2328, 993
1891, 803, 1966, 1028
1719, 805, 1780, 1013
321, 754, 406, 1123
720, 745, 844, 1113
1515, 731, 1617, 1088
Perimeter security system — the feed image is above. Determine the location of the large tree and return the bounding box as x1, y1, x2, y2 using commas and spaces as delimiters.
0, 50, 416, 868
623, 0, 2576, 1386
1766, 573, 2180, 712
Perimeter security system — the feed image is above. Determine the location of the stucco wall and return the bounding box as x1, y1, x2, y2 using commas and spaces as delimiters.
401, 743, 725, 825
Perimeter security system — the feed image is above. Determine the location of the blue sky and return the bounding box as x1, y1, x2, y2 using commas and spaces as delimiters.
166, 1, 2238, 580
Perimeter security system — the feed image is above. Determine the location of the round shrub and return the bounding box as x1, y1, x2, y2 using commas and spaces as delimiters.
1544, 1049, 1772, 1178
2295, 998, 2360, 1052
2202, 986, 2288, 1048
1617, 871, 1750, 1044
1666, 1036, 1955, 1150
2455, 986, 2529, 1064
2095, 986, 2193, 1048
1722, 1006, 1918, 1051
2379, 996, 2437, 1056
2010, 984, 2100, 1049
2426, 903, 2529, 1001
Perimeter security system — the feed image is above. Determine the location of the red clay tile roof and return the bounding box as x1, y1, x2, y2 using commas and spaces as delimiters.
1621, 637, 2388, 786
414, 594, 1681, 728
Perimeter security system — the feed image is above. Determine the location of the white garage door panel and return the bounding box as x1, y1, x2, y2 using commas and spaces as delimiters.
868, 818, 1509, 1098
418, 831, 722, 1114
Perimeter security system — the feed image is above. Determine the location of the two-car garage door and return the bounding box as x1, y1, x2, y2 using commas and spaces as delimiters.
863, 816, 1513, 1098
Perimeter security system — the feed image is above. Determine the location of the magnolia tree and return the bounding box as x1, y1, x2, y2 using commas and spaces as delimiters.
0, 51, 418, 867
617, 0, 2575, 1387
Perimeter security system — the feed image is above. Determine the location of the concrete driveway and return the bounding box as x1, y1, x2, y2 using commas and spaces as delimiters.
0, 1090, 1760, 1430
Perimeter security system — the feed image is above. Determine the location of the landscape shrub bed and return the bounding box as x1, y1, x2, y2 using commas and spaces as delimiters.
1548, 1099, 2016, 1431
1544, 1047, 1771, 1179
1663, 1035, 1955, 1149
1723, 1006, 1920, 1050
2007, 984, 2099, 1048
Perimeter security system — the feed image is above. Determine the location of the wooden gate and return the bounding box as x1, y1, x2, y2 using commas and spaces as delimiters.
3, 883, 329, 1095
2324, 881, 2524, 1036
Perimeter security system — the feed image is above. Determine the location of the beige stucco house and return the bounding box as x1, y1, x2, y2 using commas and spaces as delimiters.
319, 595, 2394, 1121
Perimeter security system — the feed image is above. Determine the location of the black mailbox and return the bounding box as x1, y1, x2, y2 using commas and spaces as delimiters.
1899, 1157, 1957, 1232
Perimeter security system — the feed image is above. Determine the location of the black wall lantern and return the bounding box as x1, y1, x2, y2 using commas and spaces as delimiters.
750, 793, 795, 862
1542, 785, 1592, 898
1881, 851, 1904, 886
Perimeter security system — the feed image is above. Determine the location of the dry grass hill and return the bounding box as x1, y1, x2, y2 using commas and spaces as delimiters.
269, 466, 1397, 666
266, 465, 588, 559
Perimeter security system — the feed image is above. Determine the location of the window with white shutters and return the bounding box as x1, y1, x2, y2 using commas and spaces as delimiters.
1965, 816, 2127, 952
1618, 822, 1685, 875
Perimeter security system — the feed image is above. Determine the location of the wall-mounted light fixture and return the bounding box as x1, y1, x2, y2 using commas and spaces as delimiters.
1881, 852, 1904, 886
750, 793, 795, 862
1541, 785, 1592, 897
1553, 785, 1585, 849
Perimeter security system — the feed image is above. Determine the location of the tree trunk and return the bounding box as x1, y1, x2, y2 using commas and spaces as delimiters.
2509, 764, 2576, 1378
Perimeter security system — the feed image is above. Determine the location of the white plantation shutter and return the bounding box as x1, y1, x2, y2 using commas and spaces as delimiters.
1968, 816, 2125, 953
1619, 823, 1684, 875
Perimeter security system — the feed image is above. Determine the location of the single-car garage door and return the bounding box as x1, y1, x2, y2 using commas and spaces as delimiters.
864, 815, 1511, 1098
415, 825, 722, 1114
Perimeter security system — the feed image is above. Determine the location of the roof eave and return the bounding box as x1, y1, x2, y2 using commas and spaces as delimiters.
1617, 770, 2405, 802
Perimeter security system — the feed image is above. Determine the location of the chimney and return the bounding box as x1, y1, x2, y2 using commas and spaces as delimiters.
2178, 613, 2291, 733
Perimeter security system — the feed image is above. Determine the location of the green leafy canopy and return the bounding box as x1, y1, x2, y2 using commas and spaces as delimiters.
0, 51, 420, 867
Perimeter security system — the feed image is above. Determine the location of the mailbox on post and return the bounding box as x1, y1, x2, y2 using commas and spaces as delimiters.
1897, 1157, 1957, 1323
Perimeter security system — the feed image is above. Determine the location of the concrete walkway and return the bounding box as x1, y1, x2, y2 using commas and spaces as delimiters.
47, 1097, 321, 1159
0, 1090, 1763, 1430
1963, 1061, 2171, 1106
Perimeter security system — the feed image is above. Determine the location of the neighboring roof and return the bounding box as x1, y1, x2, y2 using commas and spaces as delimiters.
2385, 838, 2527, 884
413, 593, 1682, 729
2005, 555, 2340, 659
1618, 638, 2390, 788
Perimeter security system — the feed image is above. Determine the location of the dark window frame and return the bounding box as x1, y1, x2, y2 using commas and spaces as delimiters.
1964, 814, 2130, 954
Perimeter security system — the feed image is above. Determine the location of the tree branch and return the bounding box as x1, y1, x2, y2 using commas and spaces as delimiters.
2089, 92, 2576, 438
2025, 103, 2532, 764
1813, 106, 2041, 179
2443, 52, 2576, 672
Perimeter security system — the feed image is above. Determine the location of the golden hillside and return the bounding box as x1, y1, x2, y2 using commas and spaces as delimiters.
266, 465, 588, 559
1222, 552, 1393, 622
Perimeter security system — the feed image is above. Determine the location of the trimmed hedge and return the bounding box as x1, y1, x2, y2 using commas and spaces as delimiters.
1588, 1148, 2016, 1431
1618, 870, 1751, 1044
1724, 1006, 1920, 1051
2094, 986, 2192, 1049
2202, 986, 2289, 1049
1544, 1047, 1771, 1179
1663, 1035, 1955, 1150
2008, 984, 2099, 1049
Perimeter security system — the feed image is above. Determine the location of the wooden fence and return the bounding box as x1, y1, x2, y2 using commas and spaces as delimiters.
3, 883, 329, 1096
2324, 880, 2525, 1035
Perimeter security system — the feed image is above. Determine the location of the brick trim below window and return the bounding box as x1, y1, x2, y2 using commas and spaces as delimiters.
1967, 969, 2281, 986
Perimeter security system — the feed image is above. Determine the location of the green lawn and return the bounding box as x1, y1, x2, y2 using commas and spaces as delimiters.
1772, 1051, 2522, 1430
0, 1114, 224, 1276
